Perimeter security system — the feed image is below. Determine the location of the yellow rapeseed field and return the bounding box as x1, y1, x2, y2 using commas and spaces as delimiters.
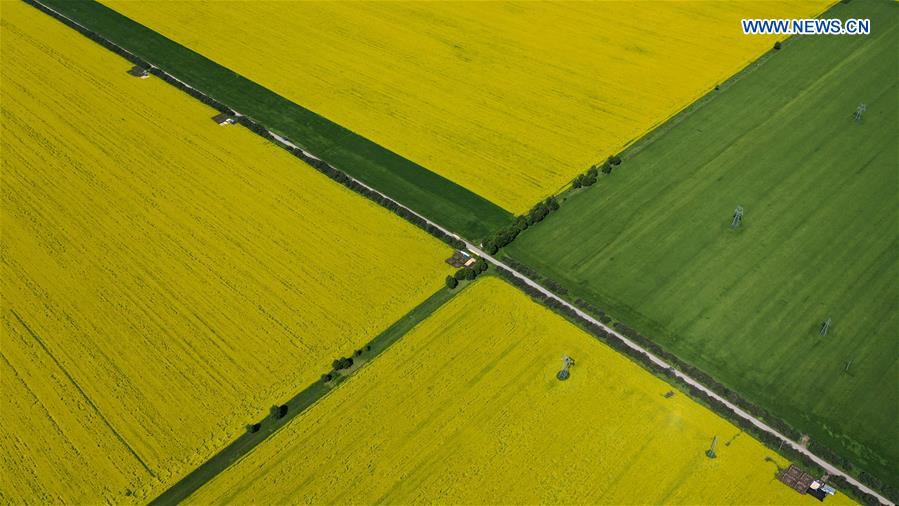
191, 277, 852, 505
103, 1, 830, 213
1, 3, 450, 503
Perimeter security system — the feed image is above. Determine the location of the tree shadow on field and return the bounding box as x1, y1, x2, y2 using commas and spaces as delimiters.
765, 455, 787, 475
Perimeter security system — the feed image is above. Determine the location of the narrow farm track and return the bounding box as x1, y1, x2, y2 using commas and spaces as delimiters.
24, 1, 893, 504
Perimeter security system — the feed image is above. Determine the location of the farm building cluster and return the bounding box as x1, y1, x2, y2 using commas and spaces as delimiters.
445, 250, 477, 269
777, 465, 838, 502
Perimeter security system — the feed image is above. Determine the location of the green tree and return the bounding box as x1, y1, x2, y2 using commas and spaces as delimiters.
546, 196, 560, 211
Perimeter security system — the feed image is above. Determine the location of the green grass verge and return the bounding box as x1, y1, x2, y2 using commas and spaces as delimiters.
508, 0, 898, 490
149, 283, 469, 505
38, 0, 511, 240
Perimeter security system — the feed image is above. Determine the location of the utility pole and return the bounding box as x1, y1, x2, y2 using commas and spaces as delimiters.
820, 318, 832, 337
557, 355, 575, 381
731, 206, 744, 230
706, 436, 718, 458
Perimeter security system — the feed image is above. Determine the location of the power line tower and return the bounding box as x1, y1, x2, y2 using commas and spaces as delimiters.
854, 103, 866, 122
706, 436, 719, 459
731, 206, 744, 230
556, 355, 575, 381
819, 317, 832, 337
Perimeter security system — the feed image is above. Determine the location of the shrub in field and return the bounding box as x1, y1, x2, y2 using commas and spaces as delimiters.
446, 276, 459, 289
332, 357, 354, 370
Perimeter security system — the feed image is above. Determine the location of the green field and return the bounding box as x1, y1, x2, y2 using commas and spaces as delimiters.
508, 0, 897, 489
33, 0, 511, 240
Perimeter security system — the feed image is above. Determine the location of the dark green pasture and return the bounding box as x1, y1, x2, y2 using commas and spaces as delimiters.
509, 0, 897, 488
36, 0, 512, 240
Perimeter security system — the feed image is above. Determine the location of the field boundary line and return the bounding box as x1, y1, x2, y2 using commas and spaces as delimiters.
148, 283, 468, 505
612, 0, 837, 163
474, 256, 893, 506
22, 1, 891, 505
24, 0, 473, 254
24, 0, 512, 240
544, 2, 838, 207
8, 309, 155, 476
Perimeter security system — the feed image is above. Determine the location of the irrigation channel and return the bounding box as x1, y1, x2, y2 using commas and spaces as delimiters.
27, 1, 894, 504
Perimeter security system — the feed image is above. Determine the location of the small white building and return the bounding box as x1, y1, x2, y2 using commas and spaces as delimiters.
212, 113, 237, 126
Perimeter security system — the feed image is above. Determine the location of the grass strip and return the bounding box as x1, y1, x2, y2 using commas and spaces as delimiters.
36, 0, 512, 240
149, 283, 469, 505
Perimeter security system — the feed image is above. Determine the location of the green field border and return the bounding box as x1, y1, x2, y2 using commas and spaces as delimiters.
34, 0, 512, 241
149, 281, 474, 505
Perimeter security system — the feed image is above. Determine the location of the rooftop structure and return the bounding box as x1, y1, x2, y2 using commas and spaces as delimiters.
445, 250, 475, 268
777, 465, 819, 494
212, 113, 237, 126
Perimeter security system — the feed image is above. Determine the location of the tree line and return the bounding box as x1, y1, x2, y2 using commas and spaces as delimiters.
481, 197, 559, 255
573, 155, 621, 189
482, 154, 622, 256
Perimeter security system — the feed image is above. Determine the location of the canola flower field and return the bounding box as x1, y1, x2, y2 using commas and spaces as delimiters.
506, 0, 898, 486
0, 3, 450, 503
189, 277, 850, 505
102, 1, 829, 214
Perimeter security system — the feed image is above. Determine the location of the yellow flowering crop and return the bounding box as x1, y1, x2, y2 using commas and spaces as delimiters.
191, 277, 851, 504
103, 1, 830, 213
1, 3, 450, 503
